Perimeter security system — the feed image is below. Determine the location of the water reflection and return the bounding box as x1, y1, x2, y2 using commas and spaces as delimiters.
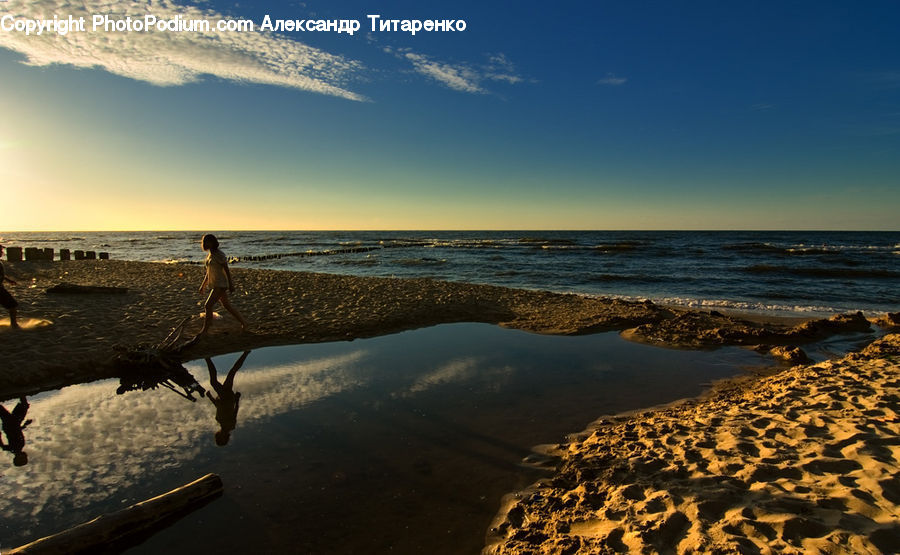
0, 324, 768, 553
205, 351, 250, 446
0, 396, 30, 466
0, 349, 369, 545
397, 357, 513, 397
116, 358, 207, 403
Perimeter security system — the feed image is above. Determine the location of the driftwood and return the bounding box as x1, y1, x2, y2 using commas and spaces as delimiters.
114, 317, 205, 401
45, 283, 128, 294
7, 473, 224, 554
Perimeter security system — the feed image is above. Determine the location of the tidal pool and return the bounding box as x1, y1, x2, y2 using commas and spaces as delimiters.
0, 323, 768, 553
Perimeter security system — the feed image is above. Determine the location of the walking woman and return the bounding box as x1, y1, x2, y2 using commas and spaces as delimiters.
196, 234, 248, 337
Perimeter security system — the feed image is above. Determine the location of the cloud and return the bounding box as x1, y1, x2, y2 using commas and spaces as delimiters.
385, 46, 524, 94
403, 51, 484, 93
484, 53, 523, 84
0, 0, 367, 101
597, 72, 627, 86
395, 356, 512, 397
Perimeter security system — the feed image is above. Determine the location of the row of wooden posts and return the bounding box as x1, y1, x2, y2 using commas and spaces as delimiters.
4, 246, 110, 262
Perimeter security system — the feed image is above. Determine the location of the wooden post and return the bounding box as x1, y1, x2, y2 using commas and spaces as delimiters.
7, 474, 223, 554
43, 248, 54, 261
6, 246, 23, 262
99, 252, 110, 260
85, 251, 97, 260
59, 249, 71, 261
74, 250, 85, 260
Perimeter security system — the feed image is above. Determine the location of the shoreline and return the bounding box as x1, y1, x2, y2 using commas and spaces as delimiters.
1, 259, 898, 552
1, 260, 892, 400
0, 259, 671, 399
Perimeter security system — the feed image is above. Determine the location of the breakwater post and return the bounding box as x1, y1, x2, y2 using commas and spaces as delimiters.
3, 246, 110, 262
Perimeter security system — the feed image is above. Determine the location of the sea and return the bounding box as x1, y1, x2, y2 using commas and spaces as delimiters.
1, 230, 898, 316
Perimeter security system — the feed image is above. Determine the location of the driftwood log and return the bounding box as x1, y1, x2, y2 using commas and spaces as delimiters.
7, 473, 223, 554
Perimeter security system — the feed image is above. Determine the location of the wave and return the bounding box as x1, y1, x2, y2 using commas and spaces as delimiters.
588, 273, 670, 284
744, 264, 900, 279
397, 258, 448, 266
599, 294, 847, 316
406, 239, 510, 249
723, 242, 784, 253
540, 244, 584, 251
244, 235, 296, 244
592, 242, 643, 253
4, 237, 85, 243
725, 241, 898, 256
518, 237, 577, 246
333, 257, 379, 266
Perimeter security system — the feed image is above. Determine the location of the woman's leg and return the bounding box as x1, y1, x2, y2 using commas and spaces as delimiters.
198, 288, 225, 336
205, 357, 223, 394
220, 292, 249, 331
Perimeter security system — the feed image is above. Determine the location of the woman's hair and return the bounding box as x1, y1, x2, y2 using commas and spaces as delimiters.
201, 234, 220, 251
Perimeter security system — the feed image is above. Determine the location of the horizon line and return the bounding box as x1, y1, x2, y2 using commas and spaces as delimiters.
2, 228, 899, 234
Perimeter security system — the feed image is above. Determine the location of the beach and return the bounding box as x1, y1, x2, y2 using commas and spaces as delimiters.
3, 0, 898, 551
0, 259, 669, 397
1, 259, 898, 553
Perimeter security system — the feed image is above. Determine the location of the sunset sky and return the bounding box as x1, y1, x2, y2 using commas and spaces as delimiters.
1, 0, 898, 230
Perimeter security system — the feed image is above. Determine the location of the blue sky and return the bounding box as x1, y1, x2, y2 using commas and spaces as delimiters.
1, 0, 898, 230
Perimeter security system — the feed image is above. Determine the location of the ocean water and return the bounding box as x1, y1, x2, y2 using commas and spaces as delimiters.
1, 230, 898, 315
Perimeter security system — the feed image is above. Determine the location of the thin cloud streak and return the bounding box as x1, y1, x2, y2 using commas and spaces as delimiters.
385, 46, 524, 94
0, 0, 367, 101
597, 72, 627, 86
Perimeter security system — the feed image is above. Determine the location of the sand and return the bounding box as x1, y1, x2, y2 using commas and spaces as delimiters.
0, 259, 668, 397
1, 259, 898, 553
485, 334, 900, 554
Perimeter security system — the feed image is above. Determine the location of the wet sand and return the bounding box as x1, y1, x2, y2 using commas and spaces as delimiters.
1, 259, 898, 553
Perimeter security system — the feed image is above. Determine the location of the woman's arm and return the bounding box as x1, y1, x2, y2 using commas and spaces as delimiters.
224, 264, 235, 293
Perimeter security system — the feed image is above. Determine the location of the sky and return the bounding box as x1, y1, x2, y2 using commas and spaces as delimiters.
1, 0, 898, 231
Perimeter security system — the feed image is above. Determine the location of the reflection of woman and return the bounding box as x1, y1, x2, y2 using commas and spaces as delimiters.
206, 351, 250, 446
0, 397, 31, 466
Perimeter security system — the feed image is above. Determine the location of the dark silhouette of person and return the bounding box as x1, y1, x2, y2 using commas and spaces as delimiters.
0, 397, 31, 466
206, 351, 250, 446
0, 244, 20, 329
